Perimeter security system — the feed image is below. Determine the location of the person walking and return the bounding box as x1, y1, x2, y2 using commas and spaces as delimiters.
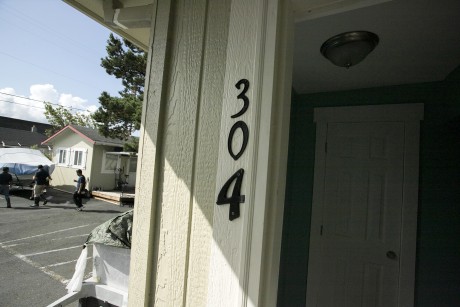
74, 169, 86, 211
29, 165, 51, 201
0, 167, 13, 208
30, 165, 52, 207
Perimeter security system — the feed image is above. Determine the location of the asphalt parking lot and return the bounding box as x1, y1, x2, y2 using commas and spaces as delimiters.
0, 188, 132, 307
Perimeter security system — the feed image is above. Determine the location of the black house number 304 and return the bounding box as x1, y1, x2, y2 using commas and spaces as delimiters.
216, 79, 250, 221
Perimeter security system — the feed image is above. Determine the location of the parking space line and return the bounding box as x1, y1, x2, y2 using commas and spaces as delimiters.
50, 234, 88, 241
2, 244, 69, 285
41, 257, 92, 269
0, 224, 91, 245
22, 245, 82, 257
2, 243, 27, 248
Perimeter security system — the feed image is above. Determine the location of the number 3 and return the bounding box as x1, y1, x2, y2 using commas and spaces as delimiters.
231, 79, 249, 118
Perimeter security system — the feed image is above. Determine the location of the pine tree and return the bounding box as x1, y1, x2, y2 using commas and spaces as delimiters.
43, 34, 146, 150
92, 34, 147, 141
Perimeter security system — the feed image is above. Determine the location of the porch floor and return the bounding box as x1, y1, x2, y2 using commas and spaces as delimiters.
91, 189, 135, 206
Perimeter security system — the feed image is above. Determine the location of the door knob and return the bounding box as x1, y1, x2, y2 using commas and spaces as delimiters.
386, 250, 397, 260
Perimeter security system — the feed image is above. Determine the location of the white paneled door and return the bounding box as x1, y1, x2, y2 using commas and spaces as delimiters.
308, 121, 406, 307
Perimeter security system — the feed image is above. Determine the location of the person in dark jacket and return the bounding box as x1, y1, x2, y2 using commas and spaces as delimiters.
30, 165, 52, 207
73, 169, 86, 211
0, 166, 13, 208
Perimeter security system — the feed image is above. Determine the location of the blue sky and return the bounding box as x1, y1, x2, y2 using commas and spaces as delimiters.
0, 0, 123, 124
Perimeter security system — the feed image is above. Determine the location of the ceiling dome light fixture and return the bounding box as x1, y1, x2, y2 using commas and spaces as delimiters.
320, 31, 379, 68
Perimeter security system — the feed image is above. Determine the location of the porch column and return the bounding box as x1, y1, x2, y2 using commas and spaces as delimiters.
128, 0, 293, 306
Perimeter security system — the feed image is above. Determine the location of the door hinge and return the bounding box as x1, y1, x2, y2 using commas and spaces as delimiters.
325, 142, 328, 153
320, 225, 323, 235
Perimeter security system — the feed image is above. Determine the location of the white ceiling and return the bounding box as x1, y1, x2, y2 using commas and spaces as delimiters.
66, 0, 460, 95
292, 0, 460, 94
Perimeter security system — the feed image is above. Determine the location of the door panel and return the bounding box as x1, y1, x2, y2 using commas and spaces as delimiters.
310, 121, 404, 307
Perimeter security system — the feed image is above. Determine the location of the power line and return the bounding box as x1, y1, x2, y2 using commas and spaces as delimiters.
0, 2, 117, 96
0, 92, 89, 112
0, 2, 103, 57
0, 98, 46, 110
0, 91, 51, 103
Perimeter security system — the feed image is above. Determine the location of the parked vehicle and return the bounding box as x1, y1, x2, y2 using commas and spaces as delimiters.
0, 148, 55, 189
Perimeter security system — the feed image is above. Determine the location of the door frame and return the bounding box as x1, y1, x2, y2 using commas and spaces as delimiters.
306, 103, 424, 306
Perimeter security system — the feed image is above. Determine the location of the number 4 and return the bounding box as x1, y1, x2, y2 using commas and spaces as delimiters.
216, 168, 245, 221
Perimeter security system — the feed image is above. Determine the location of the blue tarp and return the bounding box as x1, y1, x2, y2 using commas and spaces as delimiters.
0, 148, 55, 176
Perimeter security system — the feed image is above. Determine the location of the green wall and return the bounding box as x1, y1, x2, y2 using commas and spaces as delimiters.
277, 67, 460, 307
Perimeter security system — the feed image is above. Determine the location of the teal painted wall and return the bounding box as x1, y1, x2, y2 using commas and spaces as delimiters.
277, 68, 460, 307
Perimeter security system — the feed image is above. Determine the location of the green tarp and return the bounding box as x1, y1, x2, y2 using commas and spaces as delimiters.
85, 210, 133, 249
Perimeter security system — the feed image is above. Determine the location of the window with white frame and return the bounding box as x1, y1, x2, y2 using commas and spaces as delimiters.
72, 149, 86, 168
102, 152, 119, 173
57, 148, 68, 165
56, 148, 87, 169
74, 151, 82, 165
129, 156, 138, 173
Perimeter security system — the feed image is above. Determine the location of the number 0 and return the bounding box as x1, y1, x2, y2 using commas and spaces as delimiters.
227, 121, 249, 161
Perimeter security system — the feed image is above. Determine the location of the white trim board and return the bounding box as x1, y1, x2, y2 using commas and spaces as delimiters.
207, 0, 293, 306
314, 103, 424, 122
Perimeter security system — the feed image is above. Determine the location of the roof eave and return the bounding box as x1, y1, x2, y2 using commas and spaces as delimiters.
94, 141, 124, 147
41, 125, 96, 145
